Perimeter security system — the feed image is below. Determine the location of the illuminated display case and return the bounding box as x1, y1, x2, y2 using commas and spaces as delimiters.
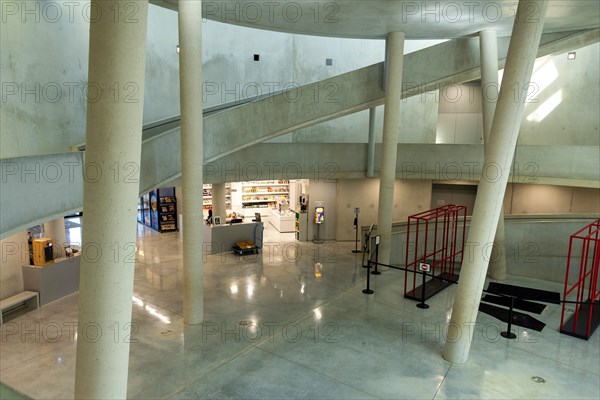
315, 206, 325, 224
138, 187, 178, 233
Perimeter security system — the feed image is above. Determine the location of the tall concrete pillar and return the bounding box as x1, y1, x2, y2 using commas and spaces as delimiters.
211, 183, 227, 221
377, 32, 405, 265
480, 30, 507, 281
179, 0, 204, 325
366, 108, 377, 178
44, 217, 67, 259
443, 0, 548, 363
74, 1, 148, 398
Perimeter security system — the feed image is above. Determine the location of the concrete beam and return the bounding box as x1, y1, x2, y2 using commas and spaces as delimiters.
203, 63, 385, 162
74, 29, 598, 163
0, 153, 84, 239
203, 29, 599, 162
149, 0, 177, 11
202, 143, 599, 186
2, 143, 597, 239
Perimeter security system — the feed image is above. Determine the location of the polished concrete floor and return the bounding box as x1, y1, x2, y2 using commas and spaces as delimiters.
1, 220, 599, 399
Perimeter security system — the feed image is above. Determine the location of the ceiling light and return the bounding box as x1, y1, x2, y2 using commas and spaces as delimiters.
567, 52, 576, 60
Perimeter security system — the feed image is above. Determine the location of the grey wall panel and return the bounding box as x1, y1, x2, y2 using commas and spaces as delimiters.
139, 129, 182, 194
0, 152, 84, 239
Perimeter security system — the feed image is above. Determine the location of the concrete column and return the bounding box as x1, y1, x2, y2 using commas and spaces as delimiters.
366, 108, 377, 178
211, 183, 227, 221
377, 32, 405, 265
179, 0, 204, 325
74, 1, 148, 398
443, 0, 548, 364
480, 30, 507, 281
44, 217, 67, 259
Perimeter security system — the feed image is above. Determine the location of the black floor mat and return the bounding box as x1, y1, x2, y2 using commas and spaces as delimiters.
404, 273, 458, 302
479, 303, 546, 332
481, 294, 546, 314
486, 282, 561, 304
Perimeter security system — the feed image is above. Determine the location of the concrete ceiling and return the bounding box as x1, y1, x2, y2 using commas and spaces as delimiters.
150, 0, 600, 39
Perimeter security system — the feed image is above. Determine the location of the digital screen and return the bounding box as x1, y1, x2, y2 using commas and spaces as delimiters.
315, 206, 325, 224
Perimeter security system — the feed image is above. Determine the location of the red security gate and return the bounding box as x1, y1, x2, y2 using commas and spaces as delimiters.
404, 205, 467, 301
560, 219, 600, 340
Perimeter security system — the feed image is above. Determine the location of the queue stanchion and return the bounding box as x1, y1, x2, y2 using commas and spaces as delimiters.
362, 224, 375, 268
363, 236, 380, 294
501, 296, 517, 339
372, 236, 381, 275
362, 237, 369, 268
362, 260, 374, 294
352, 208, 361, 253
416, 263, 430, 309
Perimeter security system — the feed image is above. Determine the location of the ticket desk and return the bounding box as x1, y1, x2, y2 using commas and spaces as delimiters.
204, 222, 263, 254
22, 254, 81, 306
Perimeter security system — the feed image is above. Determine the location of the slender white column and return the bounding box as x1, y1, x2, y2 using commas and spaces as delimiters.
74, 1, 148, 398
480, 29, 507, 280
44, 217, 67, 259
211, 183, 227, 221
366, 108, 377, 178
444, 0, 548, 363
179, 0, 204, 325
480, 30, 499, 142
376, 32, 405, 265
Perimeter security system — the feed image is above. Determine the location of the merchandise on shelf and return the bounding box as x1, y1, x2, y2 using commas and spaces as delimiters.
202, 183, 232, 207
240, 180, 290, 210
138, 187, 178, 233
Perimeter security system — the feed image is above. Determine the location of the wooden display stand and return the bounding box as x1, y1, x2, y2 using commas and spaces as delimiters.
32, 238, 54, 266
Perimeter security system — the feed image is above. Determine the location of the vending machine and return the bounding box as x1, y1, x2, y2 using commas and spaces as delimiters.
33, 238, 54, 266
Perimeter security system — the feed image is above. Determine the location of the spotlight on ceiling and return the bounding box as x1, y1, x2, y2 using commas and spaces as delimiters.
567, 51, 576, 60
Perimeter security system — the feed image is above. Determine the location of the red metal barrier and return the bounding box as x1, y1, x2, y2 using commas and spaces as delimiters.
560, 219, 600, 340
404, 205, 467, 301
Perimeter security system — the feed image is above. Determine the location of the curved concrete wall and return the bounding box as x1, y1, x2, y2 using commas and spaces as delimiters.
0, 2, 385, 159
